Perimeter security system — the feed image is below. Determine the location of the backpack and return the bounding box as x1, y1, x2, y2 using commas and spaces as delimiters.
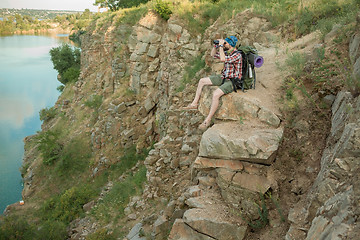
230, 45, 263, 92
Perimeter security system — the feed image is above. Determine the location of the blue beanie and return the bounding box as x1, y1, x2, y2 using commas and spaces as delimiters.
225, 36, 238, 47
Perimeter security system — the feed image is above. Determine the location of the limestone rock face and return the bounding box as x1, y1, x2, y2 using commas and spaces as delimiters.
199, 122, 283, 165
286, 92, 360, 239
349, 33, 360, 65
350, 29, 360, 82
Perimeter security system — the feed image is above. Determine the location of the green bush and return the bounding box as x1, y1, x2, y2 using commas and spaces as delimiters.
0, 213, 67, 239
56, 85, 65, 92
55, 136, 91, 176
0, 216, 35, 240
35, 130, 63, 165
39, 107, 57, 122
41, 186, 96, 224
154, 0, 172, 20
62, 66, 80, 83
35, 221, 67, 240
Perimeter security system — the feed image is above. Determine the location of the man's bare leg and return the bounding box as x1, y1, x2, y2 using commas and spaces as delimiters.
199, 88, 225, 129
189, 77, 213, 107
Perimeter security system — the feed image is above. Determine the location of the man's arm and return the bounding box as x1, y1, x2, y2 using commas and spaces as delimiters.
211, 46, 217, 57
218, 46, 226, 62
218, 39, 226, 62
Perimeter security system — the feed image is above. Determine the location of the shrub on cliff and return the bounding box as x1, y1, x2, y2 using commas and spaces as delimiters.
39, 106, 57, 122
35, 130, 63, 165
154, 0, 173, 20
41, 186, 95, 223
49, 44, 81, 85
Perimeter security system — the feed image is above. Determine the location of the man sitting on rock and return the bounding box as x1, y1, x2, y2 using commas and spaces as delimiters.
183, 36, 242, 130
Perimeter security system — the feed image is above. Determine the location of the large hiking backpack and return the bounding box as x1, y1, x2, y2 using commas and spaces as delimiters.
230, 45, 264, 92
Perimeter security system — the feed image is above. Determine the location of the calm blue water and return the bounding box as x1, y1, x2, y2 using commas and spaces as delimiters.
0, 34, 72, 213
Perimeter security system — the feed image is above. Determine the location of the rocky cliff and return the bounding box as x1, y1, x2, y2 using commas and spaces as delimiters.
14, 7, 360, 240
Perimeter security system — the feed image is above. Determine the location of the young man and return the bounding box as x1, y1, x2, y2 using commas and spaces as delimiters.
183, 36, 242, 130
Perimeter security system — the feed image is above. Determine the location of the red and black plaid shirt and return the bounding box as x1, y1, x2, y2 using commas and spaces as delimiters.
214, 49, 242, 80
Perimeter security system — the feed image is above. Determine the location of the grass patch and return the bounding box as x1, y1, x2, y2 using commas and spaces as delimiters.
115, 5, 149, 26
85, 94, 103, 109
54, 135, 92, 176
285, 52, 307, 78
294, 0, 359, 37
176, 1, 221, 35
90, 145, 150, 224
91, 165, 147, 224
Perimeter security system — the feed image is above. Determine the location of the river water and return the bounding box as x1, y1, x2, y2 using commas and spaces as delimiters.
0, 34, 73, 213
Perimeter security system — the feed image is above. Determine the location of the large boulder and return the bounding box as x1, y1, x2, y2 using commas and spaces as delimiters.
199, 87, 281, 127
198, 122, 284, 165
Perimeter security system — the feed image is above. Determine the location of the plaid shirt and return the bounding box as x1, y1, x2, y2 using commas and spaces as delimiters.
214, 49, 242, 79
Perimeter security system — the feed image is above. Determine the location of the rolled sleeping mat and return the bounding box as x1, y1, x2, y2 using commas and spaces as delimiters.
248, 53, 264, 68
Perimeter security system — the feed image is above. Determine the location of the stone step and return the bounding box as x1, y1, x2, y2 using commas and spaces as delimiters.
216, 168, 276, 219
169, 219, 214, 240
169, 188, 248, 240
199, 122, 284, 165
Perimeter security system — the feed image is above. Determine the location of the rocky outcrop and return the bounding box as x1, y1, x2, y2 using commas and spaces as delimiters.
285, 91, 360, 240
284, 21, 360, 239
350, 14, 360, 81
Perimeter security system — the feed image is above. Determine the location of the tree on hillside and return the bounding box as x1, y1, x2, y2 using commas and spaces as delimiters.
93, 0, 150, 11
81, 9, 92, 19
49, 44, 81, 85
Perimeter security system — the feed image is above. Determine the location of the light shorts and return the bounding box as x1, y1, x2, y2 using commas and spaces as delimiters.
209, 75, 234, 95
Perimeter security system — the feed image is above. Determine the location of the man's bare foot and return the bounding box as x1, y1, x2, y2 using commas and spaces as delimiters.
198, 120, 211, 130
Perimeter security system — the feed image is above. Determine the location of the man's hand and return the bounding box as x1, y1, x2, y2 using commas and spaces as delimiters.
217, 39, 226, 62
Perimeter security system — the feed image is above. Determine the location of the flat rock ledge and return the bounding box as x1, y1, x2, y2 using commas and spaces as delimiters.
199, 122, 284, 165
